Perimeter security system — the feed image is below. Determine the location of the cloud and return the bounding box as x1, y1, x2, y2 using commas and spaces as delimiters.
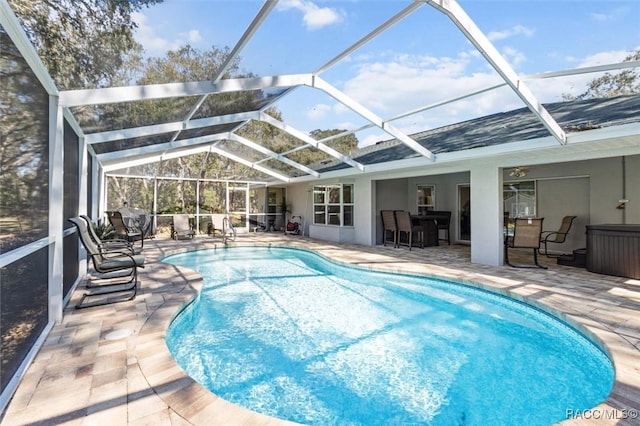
589, 7, 628, 22
132, 11, 203, 56
278, 0, 344, 30
182, 29, 202, 43
487, 25, 535, 42
566, 49, 636, 67
502, 46, 527, 67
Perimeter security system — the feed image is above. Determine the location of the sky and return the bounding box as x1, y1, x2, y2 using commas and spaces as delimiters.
132, 0, 640, 147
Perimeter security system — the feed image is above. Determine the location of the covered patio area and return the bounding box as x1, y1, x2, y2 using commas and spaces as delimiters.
2, 235, 639, 425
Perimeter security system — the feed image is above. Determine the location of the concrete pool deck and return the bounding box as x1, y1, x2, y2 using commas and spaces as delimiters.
1, 234, 639, 425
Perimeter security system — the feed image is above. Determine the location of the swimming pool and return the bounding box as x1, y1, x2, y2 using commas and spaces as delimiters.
165, 246, 613, 425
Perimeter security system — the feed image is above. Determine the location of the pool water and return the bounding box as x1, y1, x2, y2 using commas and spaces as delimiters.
165, 247, 613, 426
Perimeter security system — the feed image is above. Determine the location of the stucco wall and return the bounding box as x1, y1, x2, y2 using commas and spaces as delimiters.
285, 154, 640, 254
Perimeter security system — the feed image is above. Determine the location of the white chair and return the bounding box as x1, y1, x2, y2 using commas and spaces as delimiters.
210, 213, 236, 243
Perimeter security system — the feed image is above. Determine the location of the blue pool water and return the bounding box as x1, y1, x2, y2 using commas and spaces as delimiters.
165, 246, 613, 426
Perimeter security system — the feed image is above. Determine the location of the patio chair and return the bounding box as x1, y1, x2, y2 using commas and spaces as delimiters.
171, 214, 195, 240
80, 215, 142, 254
108, 210, 144, 250
434, 210, 452, 245
381, 210, 398, 247
209, 213, 236, 243
68, 217, 145, 309
395, 210, 423, 250
504, 217, 547, 269
285, 215, 303, 235
539, 215, 577, 258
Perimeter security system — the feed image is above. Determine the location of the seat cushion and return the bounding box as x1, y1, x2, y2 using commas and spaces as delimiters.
99, 254, 145, 271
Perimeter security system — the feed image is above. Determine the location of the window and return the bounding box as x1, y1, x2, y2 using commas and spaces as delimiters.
313, 184, 354, 226
504, 181, 536, 218
417, 185, 435, 215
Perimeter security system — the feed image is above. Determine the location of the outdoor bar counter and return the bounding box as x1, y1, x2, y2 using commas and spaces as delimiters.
586, 224, 640, 279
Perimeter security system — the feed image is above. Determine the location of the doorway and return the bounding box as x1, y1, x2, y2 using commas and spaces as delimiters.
458, 184, 471, 242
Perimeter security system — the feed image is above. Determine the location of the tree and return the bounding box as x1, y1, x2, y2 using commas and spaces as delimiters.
564, 49, 640, 100
7, 0, 162, 90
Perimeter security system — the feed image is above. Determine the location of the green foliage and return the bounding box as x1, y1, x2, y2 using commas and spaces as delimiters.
564, 49, 640, 100
93, 221, 116, 241
8, 0, 163, 90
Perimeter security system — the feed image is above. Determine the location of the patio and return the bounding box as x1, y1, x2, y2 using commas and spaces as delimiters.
1, 235, 639, 425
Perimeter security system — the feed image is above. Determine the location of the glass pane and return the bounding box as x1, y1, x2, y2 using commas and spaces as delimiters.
343, 185, 354, 204
313, 187, 325, 204
0, 25, 50, 254
328, 186, 341, 204
237, 120, 307, 154
343, 205, 354, 227
63, 231, 79, 298
217, 139, 269, 163
504, 181, 536, 218
176, 122, 244, 141
228, 213, 246, 229
248, 188, 262, 214
91, 131, 175, 155
106, 176, 155, 212
64, 120, 80, 230
417, 186, 433, 205
70, 95, 199, 134
1, 247, 49, 389
328, 205, 341, 225
286, 146, 335, 168
314, 206, 326, 225
229, 187, 247, 213
192, 87, 290, 120
156, 179, 197, 214
199, 182, 226, 214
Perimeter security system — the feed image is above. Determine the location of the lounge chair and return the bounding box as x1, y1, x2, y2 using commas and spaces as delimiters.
108, 210, 144, 250
285, 215, 303, 235
504, 217, 547, 269
395, 211, 424, 250
209, 213, 236, 243
539, 215, 577, 258
381, 210, 398, 247
80, 215, 142, 254
68, 217, 145, 309
171, 214, 195, 240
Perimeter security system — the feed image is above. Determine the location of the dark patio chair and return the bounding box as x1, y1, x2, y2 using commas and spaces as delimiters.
68, 217, 145, 309
80, 215, 142, 254
505, 217, 547, 269
108, 210, 144, 250
435, 211, 452, 245
381, 210, 398, 247
539, 215, 577, 258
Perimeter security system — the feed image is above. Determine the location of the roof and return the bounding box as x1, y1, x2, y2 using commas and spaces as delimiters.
3, 0, 639, 184
310, 94, 640, 174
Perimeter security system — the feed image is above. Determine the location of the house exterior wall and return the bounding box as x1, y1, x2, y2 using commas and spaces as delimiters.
374, 178, 409, 244
287, 155, 640, 261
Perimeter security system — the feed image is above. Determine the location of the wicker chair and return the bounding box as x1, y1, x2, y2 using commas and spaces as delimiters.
395, 211, 423, 250
504, 217, 547, 269
381, 210, 398, 247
